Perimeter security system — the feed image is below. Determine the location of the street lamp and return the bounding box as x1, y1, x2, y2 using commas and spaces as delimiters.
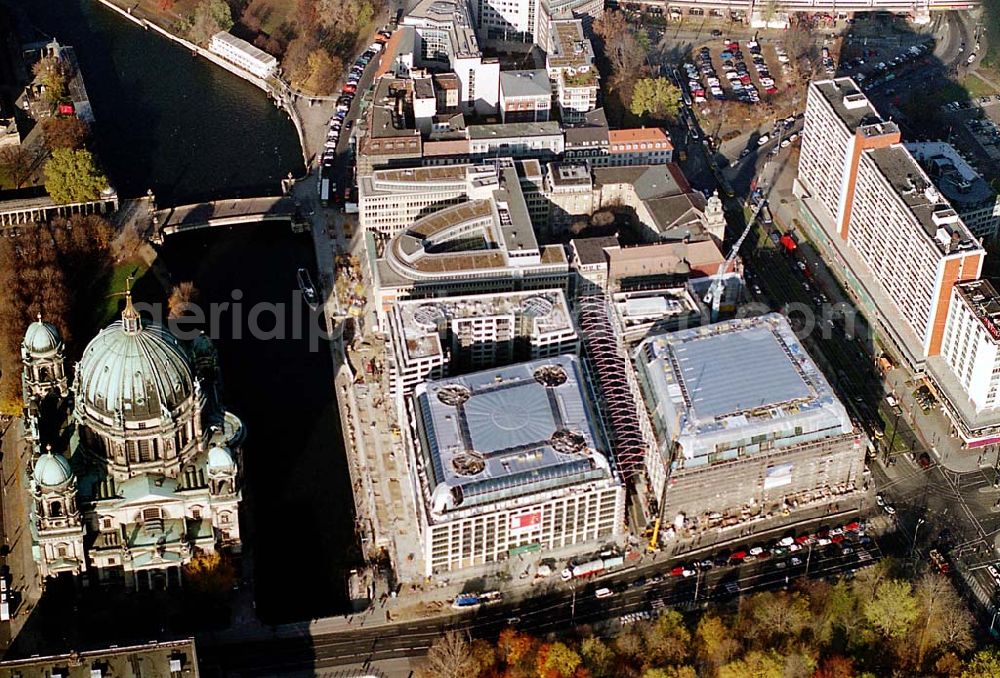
909, 518, 926, 563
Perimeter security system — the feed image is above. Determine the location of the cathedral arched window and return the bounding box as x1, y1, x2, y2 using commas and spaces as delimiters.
50, 501, 63, 517
39, 367, 49, 381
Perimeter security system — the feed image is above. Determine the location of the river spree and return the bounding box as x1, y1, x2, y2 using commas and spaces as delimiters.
8, 0, 303, 204
158, 224, 358, 622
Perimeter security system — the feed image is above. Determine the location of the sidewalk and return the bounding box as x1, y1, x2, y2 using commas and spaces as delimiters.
0, 419, 43, 655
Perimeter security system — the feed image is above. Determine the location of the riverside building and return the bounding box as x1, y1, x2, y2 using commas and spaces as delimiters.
405, 355, 626, 576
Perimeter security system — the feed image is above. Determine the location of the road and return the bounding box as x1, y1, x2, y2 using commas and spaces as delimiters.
198, 514, 883, 675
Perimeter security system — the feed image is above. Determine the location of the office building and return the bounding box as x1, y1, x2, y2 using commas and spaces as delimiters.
403, 0, 501, 114
927, 280, 1000, 446
468, 120, 565, 159
0, 639, 199, 678
406, 355, 626, 576
634, 314, 865, 532
939, 280, 1000, 412
367, 163, 570, 327
795, 79, 984, 368
499, 70, 552, 123
387, 290, 578, 398
208, 32, 277, 79
359, 163, 499, 236
606, 128, 674, 166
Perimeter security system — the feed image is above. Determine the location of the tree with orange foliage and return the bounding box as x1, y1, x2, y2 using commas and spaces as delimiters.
498, 628, 538, 674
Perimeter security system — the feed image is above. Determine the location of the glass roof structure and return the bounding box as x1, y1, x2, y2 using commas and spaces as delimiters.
413, 355, 616, 519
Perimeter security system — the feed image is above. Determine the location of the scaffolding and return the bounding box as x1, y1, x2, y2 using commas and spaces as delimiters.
576, 294, 649, 481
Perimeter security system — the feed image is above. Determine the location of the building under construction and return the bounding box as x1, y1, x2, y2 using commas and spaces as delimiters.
634, 314, 866, 537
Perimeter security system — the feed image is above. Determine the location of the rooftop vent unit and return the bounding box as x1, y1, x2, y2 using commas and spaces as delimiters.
931, 207, 959, 227
843, 93, 868, 110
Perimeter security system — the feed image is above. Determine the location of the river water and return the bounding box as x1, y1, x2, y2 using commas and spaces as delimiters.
7, 1, 354, 622
7, 0, 303, 204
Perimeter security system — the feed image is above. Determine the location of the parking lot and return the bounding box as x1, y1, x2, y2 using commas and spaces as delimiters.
679, 36, 794, 108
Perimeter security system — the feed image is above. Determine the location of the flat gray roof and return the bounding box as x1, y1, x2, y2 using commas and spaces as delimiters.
635, 314, 853, 460
812, 78, 882, 133
867, 144, 980, 253
500, 70, 552, 99
675, 326, 811, 419
468, 121, 562, 140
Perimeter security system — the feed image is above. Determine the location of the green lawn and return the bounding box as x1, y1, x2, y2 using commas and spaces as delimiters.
878, 407, 910, 454
99, 261, 150, 326
962, 73, 999, 98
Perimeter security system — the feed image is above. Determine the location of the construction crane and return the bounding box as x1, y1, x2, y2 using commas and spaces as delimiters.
703, 118, 789, 318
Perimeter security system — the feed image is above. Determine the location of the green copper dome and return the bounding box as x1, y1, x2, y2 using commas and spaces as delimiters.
76, 297, 195, 422
23, 316, 63, 359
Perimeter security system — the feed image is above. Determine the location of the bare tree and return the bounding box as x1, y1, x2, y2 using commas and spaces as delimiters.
168, 282, 200, 319
417, 631, 475, 678
0, 146, 37, 188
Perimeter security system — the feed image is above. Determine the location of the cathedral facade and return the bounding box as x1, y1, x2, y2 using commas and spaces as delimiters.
20, 293, 244, 590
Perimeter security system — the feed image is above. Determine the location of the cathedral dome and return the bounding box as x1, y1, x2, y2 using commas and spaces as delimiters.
23, 316, 63, 359
76, 296, 196, 422
33, 451, 73, 488
207, 446, 236, 474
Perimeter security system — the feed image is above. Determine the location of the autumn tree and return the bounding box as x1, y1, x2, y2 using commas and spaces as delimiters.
593, 9, 645, 102
32, 55, 70, 106
44, 148, 108, 204
695, 614, 739, 672
629, 78, 683, 121
813, 655, 855, 678
0, 146, 37, 189
498, 628, 538, 674
535, 641, 581, 678
0, 215, 115, 411
183, 0, 234, 46
645, 609, 691, 666
303, 51, 343, 95
182, 550, 236, 597
419, 631, 476, 678
642, 668, 697, 678
962, 648, 1000, 678
41, 116, 90, 152
580, 637, 616, 678
863, 578, 919, 640
717, 650, 785, 678
742, 591, 810, 650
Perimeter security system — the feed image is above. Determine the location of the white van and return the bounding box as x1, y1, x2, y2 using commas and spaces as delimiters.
594, 587, 614, 599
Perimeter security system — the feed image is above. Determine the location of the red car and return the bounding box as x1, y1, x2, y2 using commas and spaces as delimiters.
729, 551, 747, 562
765, 86, 778, 95
831, 534, 845, 544
794, 535, 810, 544
343, 83, 357, 94
843, 521, 860, 533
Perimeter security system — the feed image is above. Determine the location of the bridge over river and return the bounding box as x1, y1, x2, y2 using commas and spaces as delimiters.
152, 196, 307, 240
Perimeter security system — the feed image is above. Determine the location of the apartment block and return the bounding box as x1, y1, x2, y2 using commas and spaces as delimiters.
796, 79, 984, 368
545, 20, 599, 124
940, 280, 1000, 413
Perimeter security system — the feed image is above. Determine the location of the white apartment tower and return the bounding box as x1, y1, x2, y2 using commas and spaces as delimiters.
941, 280, 1000, 413
796, 79, 984, 366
